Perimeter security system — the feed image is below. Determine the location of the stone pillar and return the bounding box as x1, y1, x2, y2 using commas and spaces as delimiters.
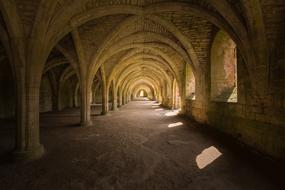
14, 85, 45, 160
80, 79, 92, 127
180, 90, 186, 114
92, 88, 96, 104
112, 98, 117, 110
101, 83, 108, 115
15, 70, 26, 154
122, 95, 125, 105
112, 87, 118, 111
118, 89, 122, 107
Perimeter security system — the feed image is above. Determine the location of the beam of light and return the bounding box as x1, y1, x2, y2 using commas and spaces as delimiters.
165, 110, 179, 116
152, 105, 160, 108
155, 108, 164, 111
196, 146, 222, 169
168, 122, 183, 128
152, 103, 161, 106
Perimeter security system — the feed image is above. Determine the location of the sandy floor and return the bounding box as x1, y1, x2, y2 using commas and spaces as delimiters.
0, 101, 282, 190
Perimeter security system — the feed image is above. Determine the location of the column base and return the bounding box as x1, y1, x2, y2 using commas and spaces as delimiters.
101, 111, 109, 115
81, 120, 93, 127
13, 144, 45, 162
112, 107, 118, 111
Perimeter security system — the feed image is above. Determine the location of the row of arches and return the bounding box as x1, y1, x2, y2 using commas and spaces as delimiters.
1, 0, 282, 160
37, 28, 238, 116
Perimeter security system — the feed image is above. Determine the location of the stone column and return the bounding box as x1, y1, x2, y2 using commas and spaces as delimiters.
101, 83, 108, 115
80, 78, 92, 127
14, 85, 45, 160
112, 86, 118, 111
180, 90, 186, 114
118, 89, 122, 107
15, 68, 26, 154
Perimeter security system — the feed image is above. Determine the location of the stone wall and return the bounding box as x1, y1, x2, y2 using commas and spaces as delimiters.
185, 45, 285, 161
210, 30, 237, 102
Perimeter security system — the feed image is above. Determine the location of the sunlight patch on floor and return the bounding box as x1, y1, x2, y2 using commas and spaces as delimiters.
165, 110, 179, 116
168, 122, 183, 128
155, 108, 164, 111
196, 146, 222, 169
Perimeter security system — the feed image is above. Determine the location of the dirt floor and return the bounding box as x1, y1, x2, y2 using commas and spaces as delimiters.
0, 101, 283, 190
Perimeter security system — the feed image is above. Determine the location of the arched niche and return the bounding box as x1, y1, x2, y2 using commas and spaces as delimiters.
211, 30, 238, 103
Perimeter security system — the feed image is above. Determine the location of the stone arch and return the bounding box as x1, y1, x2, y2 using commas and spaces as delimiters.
125, 79, 158, 102
51, 2, 242, 52
115, 62, 171, 91
132, 84, 154, 100
43, 58, 69, 74
86, 15, 198, 76
89, 43, 182, 92
120, 70, 161, 92
45, 2, 265, 98
108, 50, 176, 90
122, 76, 160, 102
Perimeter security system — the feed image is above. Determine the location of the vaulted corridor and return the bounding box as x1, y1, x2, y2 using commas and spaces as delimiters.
0, 1, 285, 189
0, 100, 279, 189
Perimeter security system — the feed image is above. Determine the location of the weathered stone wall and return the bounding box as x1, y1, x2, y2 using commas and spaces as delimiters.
210, 30, 237, 102
186, 47, 285, 160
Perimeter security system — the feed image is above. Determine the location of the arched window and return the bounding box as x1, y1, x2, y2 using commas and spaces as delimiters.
211, 30, 237, 102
